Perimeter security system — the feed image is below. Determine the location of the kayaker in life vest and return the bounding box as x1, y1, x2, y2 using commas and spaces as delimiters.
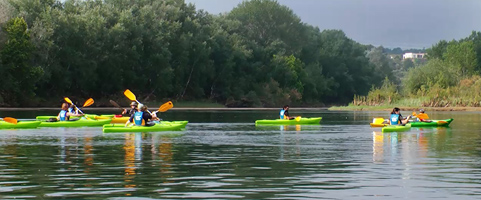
125, 104, 159, 127
413, 109, 430, 122
122, 102, 138, 116
390, 107, 411, 125
57, 103, 83, 121
68, 104, 78, 114
280, 105, 295, 120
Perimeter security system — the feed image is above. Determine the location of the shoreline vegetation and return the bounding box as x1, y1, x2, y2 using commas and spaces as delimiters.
2, 0, 481, 109
329, 105, 481, 112
0, 0, 424, 108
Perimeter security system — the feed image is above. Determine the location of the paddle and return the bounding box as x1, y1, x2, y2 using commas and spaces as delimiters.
65, 97, 84, 114
3, 117, 18, 124
295, 116, 301, 122
109, 100, 124, 111
83, 98, 94, 108
158, 101, 173, 112
123, 89, 153, 114
64, 97, 94, 120
152, 101, 174, 116
123, 89, 140, 104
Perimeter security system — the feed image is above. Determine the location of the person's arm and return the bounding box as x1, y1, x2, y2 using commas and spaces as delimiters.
122, 109, 127, 115
151, 112, 160, 121
66, 112, 83, 117
125, 115, 134, 127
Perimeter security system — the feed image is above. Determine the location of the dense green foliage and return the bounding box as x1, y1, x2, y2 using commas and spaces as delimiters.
355, 31, 481, 108
0, 0, 411, 107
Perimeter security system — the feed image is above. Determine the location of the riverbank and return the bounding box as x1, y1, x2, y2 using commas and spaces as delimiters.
329, 105, 481, 111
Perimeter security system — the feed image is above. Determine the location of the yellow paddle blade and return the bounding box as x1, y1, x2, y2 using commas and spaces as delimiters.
295, 116, 301, 121
83, 98, 94, 107
373, 118, 384, 124
158, 101, 174, 112
64, 97, 73, 105
3, 117, 17, 124
124, 89, 137, 101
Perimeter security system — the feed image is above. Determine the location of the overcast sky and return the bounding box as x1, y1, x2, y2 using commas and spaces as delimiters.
185, 0, 481, 49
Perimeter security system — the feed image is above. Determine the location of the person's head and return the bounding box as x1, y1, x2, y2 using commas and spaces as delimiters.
69, 104, 75, 109
61, 103, 69, 110
419, 109, 425, 113
391, 107, 400, 114
130, 102, 138, 109
283, 105, 289, 110
138, 103, 147, 111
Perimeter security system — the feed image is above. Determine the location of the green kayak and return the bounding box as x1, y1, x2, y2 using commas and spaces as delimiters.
0, 121, 42, 129
103, 121, 188, 133
410, 118, 453, 127
39, 119, 112, 127
382, 124, 411, 133
36, 114, 114, 121
255, 117, 322, 125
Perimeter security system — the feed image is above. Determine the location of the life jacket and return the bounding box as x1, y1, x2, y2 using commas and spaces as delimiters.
59, 110, 68, 121
279, 109, 285, 119
416, 113, 429, 120
68, 107, 75, 114
390, 114, 400, 125
133, 111, 143, 126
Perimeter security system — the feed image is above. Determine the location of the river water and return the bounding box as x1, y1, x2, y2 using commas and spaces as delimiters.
0, 109, 480, 199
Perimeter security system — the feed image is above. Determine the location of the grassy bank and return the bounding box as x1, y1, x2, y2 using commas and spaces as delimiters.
329, 104, 481, 111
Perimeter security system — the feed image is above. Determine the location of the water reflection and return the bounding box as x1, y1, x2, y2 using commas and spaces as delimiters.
2, 110, 481, 199
372, 127, 454, 164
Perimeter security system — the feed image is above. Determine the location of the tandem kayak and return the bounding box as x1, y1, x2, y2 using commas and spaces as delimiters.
103, 121, 188, 133
382, 124, 411, 133
371, 118, 453, 127
411, 118, 453, 127
39, 119, 112, 127
0, 121, 42, 129
255, 117, 322, 125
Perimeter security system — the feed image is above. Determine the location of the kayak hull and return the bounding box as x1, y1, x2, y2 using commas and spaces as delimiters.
255, 117, 322, 125
110, 117, 130, 123
39, 119, 112, 127
410, 118, 453, 127
370, 123, 387, 127
36, 114, 115, 121
382, 124, 411, 133
0, 121, 41, 129
103, 121, 188, 133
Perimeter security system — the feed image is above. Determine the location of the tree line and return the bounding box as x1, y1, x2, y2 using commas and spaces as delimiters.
354, 31, 481, 107
0, 0, 413, 107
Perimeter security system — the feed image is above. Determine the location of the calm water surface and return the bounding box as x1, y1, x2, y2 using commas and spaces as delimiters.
0, 109, 481, 199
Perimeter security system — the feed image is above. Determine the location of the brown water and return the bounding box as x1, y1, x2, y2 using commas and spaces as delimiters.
0, 110, 480, 199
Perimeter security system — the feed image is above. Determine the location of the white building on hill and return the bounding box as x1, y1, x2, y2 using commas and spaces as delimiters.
403, 52, 426, 60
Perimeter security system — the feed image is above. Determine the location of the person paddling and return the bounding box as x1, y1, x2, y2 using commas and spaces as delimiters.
68, 104, 78, 114
390, 107, 411, 125
125, 104, 159, 127
413, 109, 430, 122
58, 103, 84, 121
122, 102, 138, 116
280, 105, 295, 120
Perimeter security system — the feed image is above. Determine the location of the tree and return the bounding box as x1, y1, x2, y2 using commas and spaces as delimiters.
0, 17, 43, 105
443, 40, 478, 77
